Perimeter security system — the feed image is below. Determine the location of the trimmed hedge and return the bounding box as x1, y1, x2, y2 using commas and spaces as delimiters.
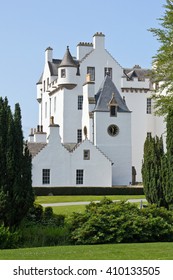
33, 186, 144, 196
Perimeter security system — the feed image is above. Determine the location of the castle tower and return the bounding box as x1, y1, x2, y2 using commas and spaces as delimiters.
94, 75, 132, 185
58, 46, 79, 89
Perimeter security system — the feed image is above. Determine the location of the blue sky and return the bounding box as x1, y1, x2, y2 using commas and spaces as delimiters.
0, 0, 166, 137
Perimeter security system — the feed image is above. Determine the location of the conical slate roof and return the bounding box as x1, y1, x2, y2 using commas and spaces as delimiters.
94, 75, 130, 112
59, 46, 77, 68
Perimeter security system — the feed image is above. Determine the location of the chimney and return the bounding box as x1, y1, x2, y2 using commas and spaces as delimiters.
93, 32, 105, 50
45, 46, 53, 62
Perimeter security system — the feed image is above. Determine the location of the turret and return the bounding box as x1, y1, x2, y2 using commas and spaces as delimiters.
58, 46, 78, 89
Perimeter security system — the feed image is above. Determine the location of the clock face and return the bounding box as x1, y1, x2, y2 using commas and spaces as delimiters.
107, 124, 119, 136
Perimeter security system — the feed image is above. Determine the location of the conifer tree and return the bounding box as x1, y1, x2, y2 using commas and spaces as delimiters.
142, 135, 166, 207
0, 98, 34, 228
163, 109, 173, 208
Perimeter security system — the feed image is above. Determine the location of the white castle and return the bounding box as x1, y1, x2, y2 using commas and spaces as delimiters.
28, 32, 165, 187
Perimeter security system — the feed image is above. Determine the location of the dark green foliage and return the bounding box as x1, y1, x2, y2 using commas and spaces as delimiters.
44, 207, 54, 219
163, 109, 173, 208
0, 97, 34, 228
19, 225, 70, 248
33, 186, 144, 196
27, 204, 44, 223
149, 0, 173, 115
142, 135, 167, 207
0, 226, 20, 249
69, 198, 173, 245
18, 205, 68, 248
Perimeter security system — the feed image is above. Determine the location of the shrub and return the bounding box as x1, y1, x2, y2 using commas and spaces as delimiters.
33, 186, 144, 196
69, 198, 173, 245
44, 207, 53, 219
19, 225, 70, 248
0, 226, 20, 249
27, 204, 44, 223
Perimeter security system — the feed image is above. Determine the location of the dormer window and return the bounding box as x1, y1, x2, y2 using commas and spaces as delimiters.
110, 105, 117, 117
108, 93, 117, 117
61, 69, 66, 78
104, 67, 112, 79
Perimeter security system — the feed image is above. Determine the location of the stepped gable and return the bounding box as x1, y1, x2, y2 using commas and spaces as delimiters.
27, 142, 47, 158
94, 75, 130, 113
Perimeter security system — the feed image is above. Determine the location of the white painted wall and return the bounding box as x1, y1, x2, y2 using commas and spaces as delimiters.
71, 139, 112, 187
94, 111, 132, 185
32, 125, 112, 187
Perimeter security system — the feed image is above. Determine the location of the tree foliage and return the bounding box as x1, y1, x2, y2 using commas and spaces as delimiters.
142, 135, 167, 208
142, 109, 173, 209
150, 0, 173, 115
0, 97, 34, 228
69, 198, 173, 245
163, 109, 173, 207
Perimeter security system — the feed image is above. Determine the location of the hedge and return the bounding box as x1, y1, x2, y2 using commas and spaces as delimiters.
33, 186, 144, 196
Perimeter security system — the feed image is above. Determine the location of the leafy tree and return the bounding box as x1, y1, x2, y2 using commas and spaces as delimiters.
150, 0, 173, 115
0, 97, 34, 228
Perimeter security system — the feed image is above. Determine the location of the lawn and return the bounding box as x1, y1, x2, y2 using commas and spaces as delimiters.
36, 195, 145, 216
0, 242, 172, 260
51, 205, 86, 215
36, 195, 145, 204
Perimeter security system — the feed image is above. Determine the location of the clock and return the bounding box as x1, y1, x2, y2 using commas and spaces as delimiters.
107, 124, 119, 136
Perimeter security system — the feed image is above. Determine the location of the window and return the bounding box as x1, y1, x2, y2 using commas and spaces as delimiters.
83, 150, 90, 160
147, 132, 152, 138
104, 67, 112, 79
147, 98, 152, 114
78, 95, 83, 110
54, 96, 56, 113
43, 80, 46, 92
76, 169, 84, 185
87, 67, 95, 81
110, 105, 117, 117
77, 129, 82, 143
45, 102, 47, 118
47, 77, 49, 89
42, 169, 50, 184
61, 69, 66, 78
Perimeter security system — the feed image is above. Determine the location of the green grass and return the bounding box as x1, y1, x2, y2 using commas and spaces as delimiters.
51, 205, 86, 215
36, 195, 145, 204
0, 242, 172, 260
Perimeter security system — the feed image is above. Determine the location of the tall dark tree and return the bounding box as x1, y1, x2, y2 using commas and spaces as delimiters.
163, 109, 173, 208
0, 98, 34, 228
142, 135, 167, 207
150, 0, 173, 115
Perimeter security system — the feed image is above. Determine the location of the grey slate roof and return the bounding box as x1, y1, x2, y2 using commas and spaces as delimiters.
123, 65, 151, 81
27, 142, 47, 158
94, 75, 130, 113
59, 46, 77, 68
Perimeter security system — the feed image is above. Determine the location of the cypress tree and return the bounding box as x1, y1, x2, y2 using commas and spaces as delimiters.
142, 135, 166, 207
163, 109, 173, 209
0, 98, 34, 228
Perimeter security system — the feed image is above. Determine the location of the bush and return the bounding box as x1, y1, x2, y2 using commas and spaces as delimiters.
19, 225, 70, 248
27, 204, 44, 223
69, 198, 173, 245
33, 186, 144, 196
44, 207, 54, 219
0, 226, 20, 249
